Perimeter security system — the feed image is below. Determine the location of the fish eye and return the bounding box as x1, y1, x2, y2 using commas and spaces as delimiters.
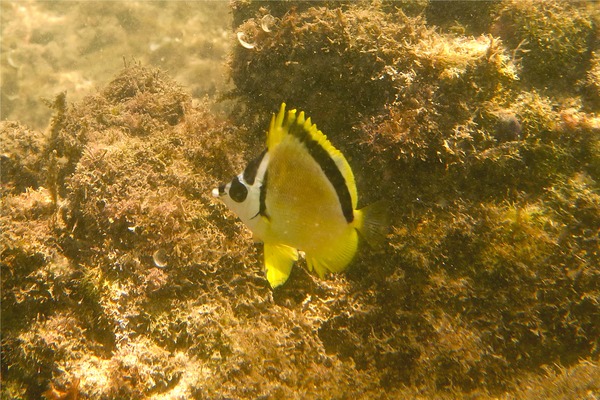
229, 176, 248, 203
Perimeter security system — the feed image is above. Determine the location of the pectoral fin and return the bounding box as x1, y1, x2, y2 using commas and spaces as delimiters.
264, 243, 298, 288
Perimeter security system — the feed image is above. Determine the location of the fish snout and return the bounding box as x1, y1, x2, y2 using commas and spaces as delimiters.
212, 184, 227, 198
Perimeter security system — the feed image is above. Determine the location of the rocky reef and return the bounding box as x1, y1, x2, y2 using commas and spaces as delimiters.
2, 1, 599, 399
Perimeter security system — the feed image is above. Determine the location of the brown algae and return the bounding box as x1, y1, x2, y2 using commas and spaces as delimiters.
2, 1, 599, 399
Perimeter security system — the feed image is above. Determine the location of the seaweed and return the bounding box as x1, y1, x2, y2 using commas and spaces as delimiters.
2, 0, 599, 398
493, 0, 596, 92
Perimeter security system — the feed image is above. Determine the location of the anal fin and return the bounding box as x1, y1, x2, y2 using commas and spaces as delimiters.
264, 243, 298, 288
306, 229, 359, 278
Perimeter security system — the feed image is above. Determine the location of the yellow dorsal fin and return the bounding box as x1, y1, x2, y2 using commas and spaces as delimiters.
267, 103, 358, 210
267, 103, 288, 151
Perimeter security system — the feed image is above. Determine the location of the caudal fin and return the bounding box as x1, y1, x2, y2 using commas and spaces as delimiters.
355, 200, 389, 248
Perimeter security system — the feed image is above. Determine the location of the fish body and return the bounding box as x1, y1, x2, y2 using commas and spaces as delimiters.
213, 103, 385, 288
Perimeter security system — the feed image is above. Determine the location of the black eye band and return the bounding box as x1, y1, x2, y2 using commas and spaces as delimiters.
243, 149, 267, 185
229, 176, 248, 203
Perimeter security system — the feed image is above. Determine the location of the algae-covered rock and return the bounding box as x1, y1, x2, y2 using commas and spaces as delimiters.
226, 0, 599, 396
0, 121, 47, 194
584, 50, 600, 110
2, 1, 600, 399
493, 0, 596, 90
229, 2, 433, 136
1, 186, 76, 397
1, 65, 394, 399
426, 1, 500, 35
2, 65, 248, 398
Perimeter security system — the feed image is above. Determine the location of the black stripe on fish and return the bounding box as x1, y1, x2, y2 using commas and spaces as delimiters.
286, 114, 354, 223
243, 149, 267, 185
259, 170, 269, 219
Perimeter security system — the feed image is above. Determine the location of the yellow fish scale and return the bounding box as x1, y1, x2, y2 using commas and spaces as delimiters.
264, 134, 359, 277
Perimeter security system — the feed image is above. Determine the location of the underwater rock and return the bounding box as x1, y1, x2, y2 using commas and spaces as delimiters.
229, 2, 433, 136
583, 50, 600, 110
2, 1, 600, 398
224, 1, 599, 394
426, 1, 499, 35
0, 121, 46, 194
43, 377, 80, 400
493, 0, 595, 90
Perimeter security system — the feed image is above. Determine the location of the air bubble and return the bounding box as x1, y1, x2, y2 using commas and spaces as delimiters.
261, 14, 275, 32
152, 248, 168, 268
237, 32, 255, 49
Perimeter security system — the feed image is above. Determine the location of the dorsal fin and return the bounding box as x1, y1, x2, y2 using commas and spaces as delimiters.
267, 103, 358, 220
267, 103, 287, 151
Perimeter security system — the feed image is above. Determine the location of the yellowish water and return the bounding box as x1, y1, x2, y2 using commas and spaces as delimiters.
1, 1, 231, 129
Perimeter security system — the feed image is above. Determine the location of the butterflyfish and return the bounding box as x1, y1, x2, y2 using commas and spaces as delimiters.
212, 103, 387, 288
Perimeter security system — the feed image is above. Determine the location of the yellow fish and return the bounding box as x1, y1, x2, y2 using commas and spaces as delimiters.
213, 103, 386, 288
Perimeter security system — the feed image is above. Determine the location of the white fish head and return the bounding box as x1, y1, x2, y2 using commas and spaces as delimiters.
212, 150, 269, 232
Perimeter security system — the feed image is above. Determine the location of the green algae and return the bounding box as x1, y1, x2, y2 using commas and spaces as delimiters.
494, 0, 595, 91
2, 0, 600, 399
